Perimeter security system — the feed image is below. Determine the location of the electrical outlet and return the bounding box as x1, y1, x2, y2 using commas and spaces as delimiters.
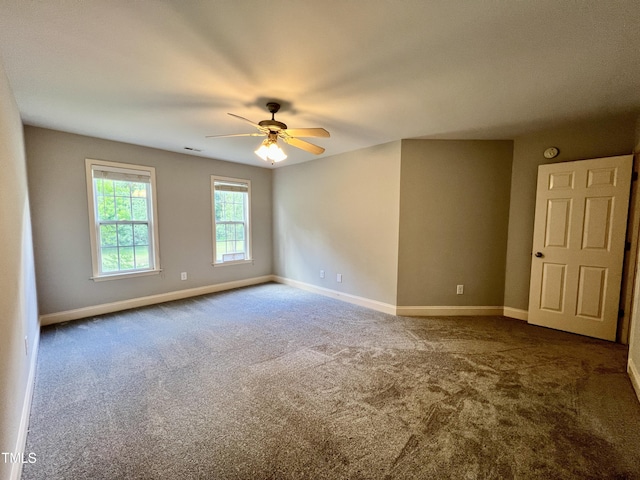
320, 270, 325, 279
456, 284, 464, 295
181, 272, 187, 281
337, 273, 343, 283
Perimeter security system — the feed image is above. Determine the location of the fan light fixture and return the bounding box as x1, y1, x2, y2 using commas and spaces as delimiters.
255, 133, 287, 163
207, 102, 329, 163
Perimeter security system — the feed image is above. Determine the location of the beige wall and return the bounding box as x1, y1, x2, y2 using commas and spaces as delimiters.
397, 140, 513, 306
25, 127, 273, 315
503, 114, 638, 311
0, 61, 39, 479
273, 142, 401, 306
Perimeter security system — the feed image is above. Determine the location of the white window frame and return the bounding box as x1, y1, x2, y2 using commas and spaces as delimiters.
211, 175, 252, 267
85, 158, 161, 281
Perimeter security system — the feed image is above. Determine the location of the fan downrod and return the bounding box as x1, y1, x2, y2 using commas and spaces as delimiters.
259, 102, 287, 131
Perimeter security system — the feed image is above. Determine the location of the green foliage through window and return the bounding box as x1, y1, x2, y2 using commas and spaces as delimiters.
213, 178, 250, 263
91, 167, 155, 275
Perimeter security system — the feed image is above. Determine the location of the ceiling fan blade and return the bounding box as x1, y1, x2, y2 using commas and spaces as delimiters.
206, 133, 265, 138
282, 128, 330, 138
282, 136, 325, 155
227, 113, 269, 132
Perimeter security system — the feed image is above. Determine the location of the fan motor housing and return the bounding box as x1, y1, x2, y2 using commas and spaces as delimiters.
259, 119, 287, 131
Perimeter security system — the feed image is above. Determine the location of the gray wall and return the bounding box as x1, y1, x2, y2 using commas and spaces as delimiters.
503, 114, 638, 311
0, 61, 39, 478
25, 127, 272, 315
397, 139, 513, 306
273, 142, 401, 306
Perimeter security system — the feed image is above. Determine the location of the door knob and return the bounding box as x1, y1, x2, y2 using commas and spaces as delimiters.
534, 252, 544, 258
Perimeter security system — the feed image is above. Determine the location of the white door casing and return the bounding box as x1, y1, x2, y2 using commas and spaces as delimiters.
528, 155, 633, 341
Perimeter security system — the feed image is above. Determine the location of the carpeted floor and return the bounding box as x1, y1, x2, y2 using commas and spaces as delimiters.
23, 283, 640, 479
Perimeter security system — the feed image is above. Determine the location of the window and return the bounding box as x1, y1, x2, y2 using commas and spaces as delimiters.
212, 176, 251, 265
86, 159, 160, 280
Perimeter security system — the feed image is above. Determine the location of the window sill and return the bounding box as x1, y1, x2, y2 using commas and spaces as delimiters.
212, 259, 253, 268
91, 269, 162, 282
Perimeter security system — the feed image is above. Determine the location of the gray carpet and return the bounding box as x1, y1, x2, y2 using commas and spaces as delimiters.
23, 283, 640, 479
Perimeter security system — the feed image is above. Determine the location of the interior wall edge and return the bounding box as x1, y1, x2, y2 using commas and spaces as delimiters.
39, 275, 274, 326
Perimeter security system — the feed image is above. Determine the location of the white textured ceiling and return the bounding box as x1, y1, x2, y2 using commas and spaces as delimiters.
1, 1, 639, 168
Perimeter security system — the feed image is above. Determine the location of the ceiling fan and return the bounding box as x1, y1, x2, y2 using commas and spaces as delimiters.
206, 102, 330, 163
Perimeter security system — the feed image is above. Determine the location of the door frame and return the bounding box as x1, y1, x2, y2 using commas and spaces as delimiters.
619, 153, 640, 343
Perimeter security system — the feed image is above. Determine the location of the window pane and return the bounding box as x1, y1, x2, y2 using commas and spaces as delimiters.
97, 195, 116, 221
133, 224, 149, 245
215, 224, 226, 242
131, 198, 148, 221
114, 181, 131, 196
214, 192, 222, 221
101, 247, 119, 272
96, 179, 114, 196
233, 203, 244, 221
227, 223, 237, 241
117, 224, 133, 246
131, 183, 147, 198
95, 178, 105, 195
103, 179, 115, 195
119, 247, 134, 270
100, 224, 117, 247
135, 246, 149, 268
116, 197, 132, 221
214, 221, 248, 261
221, 202, 229, 221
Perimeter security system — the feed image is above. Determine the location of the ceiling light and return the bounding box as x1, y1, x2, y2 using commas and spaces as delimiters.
255, 133, 287, 163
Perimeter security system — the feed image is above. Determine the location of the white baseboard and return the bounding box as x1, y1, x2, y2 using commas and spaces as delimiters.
39, 275, 274, 326
40, 275, 532, 326
503, 307, 529, 321
271, 276, 511, 318
10, 327, 40, 480
629, 357, 640, 404
272, 276, 397, 315
396, 306, 504, 317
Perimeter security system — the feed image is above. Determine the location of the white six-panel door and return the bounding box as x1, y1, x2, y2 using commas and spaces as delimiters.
528, 155, 633, 341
